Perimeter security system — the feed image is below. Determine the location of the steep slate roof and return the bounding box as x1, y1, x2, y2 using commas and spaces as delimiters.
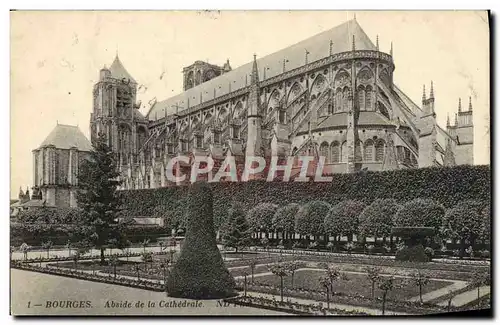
109, 55, 137, 84
147, 19, 376, 120
38, 124, 92, 151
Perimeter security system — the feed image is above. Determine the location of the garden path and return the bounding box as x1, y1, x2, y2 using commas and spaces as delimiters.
243, 291, 408, 315
408, 281, 468, 303
437, 286, 490, 307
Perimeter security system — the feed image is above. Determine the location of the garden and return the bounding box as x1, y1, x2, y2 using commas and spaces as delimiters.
10, 139, 491, 316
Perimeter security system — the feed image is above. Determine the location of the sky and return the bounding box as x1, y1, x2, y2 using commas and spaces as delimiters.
10, 10, 490, 198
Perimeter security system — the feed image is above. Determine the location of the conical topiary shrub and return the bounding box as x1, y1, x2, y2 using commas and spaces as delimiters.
166, 182, 236, 299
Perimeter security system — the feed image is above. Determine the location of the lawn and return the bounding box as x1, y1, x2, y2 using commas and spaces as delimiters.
252, 269, 452, 300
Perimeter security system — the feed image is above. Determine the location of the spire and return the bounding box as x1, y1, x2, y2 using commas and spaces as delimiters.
305, 49, 310, 65
251, 54, 259, 85
422, 84, 426, 102
329, 40, 333, 56
109, 53, 136, 83
469, 96, 473, 111
458, 97, 462, 112
390, 41, 393, 57
429, 81, 434, 99
376, 35, 379, 51
455, 113, 458, 125
352, 35, 356, 51
18, 187, 24, 199
447, 113, 450, 127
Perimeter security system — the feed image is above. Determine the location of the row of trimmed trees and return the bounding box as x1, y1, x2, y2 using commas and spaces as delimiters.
221, 198, 490, 258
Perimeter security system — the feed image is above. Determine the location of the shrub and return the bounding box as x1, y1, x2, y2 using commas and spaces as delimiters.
165, 183, 236, 299
395, 244, 429, 262
424, 247, 434, 260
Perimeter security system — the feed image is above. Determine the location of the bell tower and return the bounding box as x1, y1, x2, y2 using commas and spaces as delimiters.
90, 54, 138, 162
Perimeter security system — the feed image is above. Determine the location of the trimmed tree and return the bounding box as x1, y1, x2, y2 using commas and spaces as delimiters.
326, 200, 366, 243
165, 182, 236, 299
222, 202, 252, 253
359, 199, 399, 247
42, 240, 53, 259
247, 203, 278, 239
411, 270, 430, 303
442, 200, 485, 259
393, 199, 444, 235
470, 269, 491, 306
75, 133, 125, 264
364, 266, 381, 301
269, 262, 289, 302
284, 260, 306, 288
295, 201, 330, 242
272, 203, 300, 246
378, 276, 398, 315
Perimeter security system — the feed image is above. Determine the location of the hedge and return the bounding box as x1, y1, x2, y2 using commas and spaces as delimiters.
119, 165, 490, 227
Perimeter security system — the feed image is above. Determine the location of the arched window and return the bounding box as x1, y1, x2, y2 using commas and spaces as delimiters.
195, 70, 202, 85
375, 139, 385, 162
341, 141, 348, 162
320, 142, 329, 162
335, 88, 342, 112
358, 86, 365, 110
279, 110, 286, 124
355, 140, 363, 162
342, 87, 350, 111
364, 139, 374, 161
365, 86, 373, 110
331, 141, 340, 163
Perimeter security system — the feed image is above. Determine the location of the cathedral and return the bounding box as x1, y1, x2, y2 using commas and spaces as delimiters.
31, 19, 474, 207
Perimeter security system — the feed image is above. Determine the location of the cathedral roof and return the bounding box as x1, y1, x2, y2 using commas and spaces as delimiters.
147, 19, 376, 120
38, 124, 92, 151
109, 55, 137, 84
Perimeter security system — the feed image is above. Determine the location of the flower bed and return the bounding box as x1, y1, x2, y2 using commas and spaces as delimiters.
11, 263, 165, 292
14, 250, 171, 264
264, 253, 489, 274
224, 295, 369, 316
243, 269, 449, 301
251, 248, 490, 266
234, 281, 446, 315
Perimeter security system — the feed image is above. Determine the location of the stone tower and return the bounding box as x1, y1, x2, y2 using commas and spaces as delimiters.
90, 54, 147, 165
245, 55, 262, 158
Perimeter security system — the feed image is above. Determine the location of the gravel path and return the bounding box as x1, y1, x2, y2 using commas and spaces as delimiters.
437, 286, 490, 307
